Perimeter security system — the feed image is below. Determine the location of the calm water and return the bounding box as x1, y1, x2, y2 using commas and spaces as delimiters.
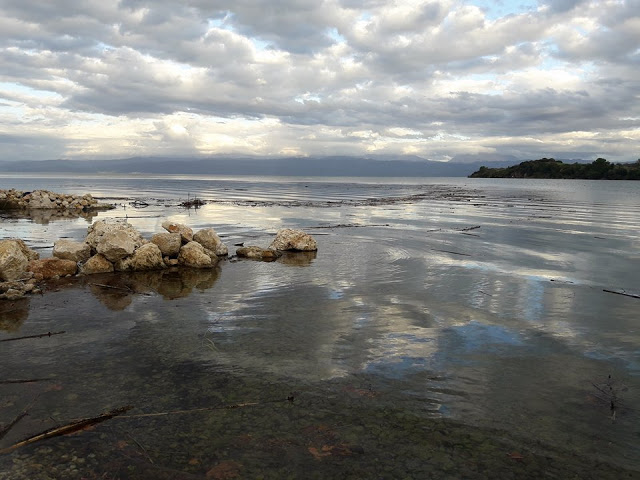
1, 175, 639, 479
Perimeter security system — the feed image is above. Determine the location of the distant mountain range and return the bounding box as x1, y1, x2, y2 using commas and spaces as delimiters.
0, 155, 596, 177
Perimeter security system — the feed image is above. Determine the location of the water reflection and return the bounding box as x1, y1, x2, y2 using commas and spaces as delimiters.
0, 298, 29, 332
0, 208, 99, 225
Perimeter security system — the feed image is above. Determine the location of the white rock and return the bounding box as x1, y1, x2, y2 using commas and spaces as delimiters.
193, 228, 228, 256
269, 229, 318, 251
151, 232, 182, 257
53, 239, 91, 262
115, 243, 166, 271
96, 230, 137, 262
178, 241, 217, 268
0, 240, 29, 281
161, 221, 193, 243
85, 219, 145, 252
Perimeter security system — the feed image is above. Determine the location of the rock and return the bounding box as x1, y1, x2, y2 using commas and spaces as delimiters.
85, 219, 145, 253
80, 254, 114, 275
115, 243, 166, 272
0, 240, 29, 281
95, 230, 138, 262
162, 221, 193, 243
269, 228, 318, 251
164, 257, 179, 267
236, 246, 281, 261
10, 239, 39, 262
193, 228, 228, 256
27, 258, 77, 279
26, 190, 56, 209
178, 241, 218, 268
151, 232, 182, 257
53, 239, 91, 262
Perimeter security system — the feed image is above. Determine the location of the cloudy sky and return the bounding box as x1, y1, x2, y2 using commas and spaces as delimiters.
0, 0, 638, 163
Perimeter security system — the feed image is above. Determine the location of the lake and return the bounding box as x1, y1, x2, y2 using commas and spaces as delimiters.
1, 175, 639, 479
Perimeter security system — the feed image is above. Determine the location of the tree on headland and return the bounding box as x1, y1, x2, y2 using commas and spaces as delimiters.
469, 158, 640, 180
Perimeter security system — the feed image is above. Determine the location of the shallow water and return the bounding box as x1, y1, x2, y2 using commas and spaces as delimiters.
1, 175, 639, 478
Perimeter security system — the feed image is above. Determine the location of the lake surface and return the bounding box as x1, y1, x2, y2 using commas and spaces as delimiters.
1, 175, 639, 479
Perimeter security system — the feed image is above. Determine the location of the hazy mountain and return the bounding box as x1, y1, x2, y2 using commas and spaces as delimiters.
0, 155, 521, 177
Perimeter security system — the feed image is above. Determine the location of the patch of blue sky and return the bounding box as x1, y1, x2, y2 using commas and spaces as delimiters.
450, 320, 524, 352
326, 27, 346, 44
466, 0, 539, 20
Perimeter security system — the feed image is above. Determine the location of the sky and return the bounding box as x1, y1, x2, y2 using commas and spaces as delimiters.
0, 0, 638, 163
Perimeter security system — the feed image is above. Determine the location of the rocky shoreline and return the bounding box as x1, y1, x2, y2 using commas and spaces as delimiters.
0, 218, 318, 301
0, 189, 114, 212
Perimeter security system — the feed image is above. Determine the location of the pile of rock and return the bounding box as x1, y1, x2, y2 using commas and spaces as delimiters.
0, 189, 112, 211
68, 219, 229, 275
1, 219, 318, 300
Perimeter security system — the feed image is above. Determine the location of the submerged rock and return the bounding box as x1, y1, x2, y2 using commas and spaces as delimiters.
236, 246, 281, 261
269, 228, 318, 251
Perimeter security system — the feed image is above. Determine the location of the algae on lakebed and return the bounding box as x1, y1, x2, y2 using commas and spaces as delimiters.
1, 367, 637, 480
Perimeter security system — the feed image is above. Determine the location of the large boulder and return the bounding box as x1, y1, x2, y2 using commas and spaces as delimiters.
162, 221, 193, 243
95, 230, 137, 262
115, 243, 166, 271
151, 232, 182, 257
11, 239, 40, 262
28, 258, 77, 279
178, 241, 217, 268
269, 229, 317, 251
53, 239, 91, 262
0, 240, 29, 281
236, 246, 281, 261
85, 219, 145, 253
193, 228, 228, 256
80, 254, 114, 275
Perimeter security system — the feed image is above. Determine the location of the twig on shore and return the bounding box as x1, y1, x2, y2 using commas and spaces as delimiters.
0, 405, 133, 454
0, 379, 50, 385
0, 331, 66, 343
603, 289, 640, 299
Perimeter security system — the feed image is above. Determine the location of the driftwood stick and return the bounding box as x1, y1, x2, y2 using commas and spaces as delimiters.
0, 413, 28, 442
119, 401, 262, 419
431, 249, 471, 257
0, 394, 40, 442
603, 289, 640, 299
0, 405, 133, 455
0, 331, 66, 343
0, 379, 50, 385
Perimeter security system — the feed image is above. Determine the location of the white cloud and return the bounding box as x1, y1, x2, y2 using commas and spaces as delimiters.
0, 0, 638, 161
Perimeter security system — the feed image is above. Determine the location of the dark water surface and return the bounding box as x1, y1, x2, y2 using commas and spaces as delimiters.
1, 175, 639, 479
